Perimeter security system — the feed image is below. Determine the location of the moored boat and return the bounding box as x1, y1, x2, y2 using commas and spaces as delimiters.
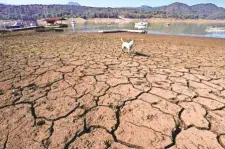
205, 27, 225, 33
134, 22, 148, 30
5, 22, 24, 29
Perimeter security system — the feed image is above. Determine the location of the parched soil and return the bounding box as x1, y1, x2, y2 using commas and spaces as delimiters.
0, 32, 225, 149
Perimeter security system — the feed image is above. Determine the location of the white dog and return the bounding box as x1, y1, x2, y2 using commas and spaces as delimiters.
121, 38, 135, 53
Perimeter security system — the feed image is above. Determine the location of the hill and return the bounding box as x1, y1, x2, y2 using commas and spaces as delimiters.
67, 1, 80, 6
154, 2, 225, 19
139, 5, 152, 10
0, 2, 224, 20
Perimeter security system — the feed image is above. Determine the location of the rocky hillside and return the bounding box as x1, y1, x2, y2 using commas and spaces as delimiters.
0, 2, 224, 20
154, 2, 225, 19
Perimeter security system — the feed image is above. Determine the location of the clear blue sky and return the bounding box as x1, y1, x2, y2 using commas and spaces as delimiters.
1, 0, 225, 8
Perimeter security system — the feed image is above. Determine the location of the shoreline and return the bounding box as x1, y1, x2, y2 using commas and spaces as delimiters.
35, 18, 225, 25
2, 18, 225, 26
1, 30, 225, 40
2, 30, 225, 40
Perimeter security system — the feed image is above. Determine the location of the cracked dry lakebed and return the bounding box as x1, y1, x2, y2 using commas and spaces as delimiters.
0, 32, 225, 149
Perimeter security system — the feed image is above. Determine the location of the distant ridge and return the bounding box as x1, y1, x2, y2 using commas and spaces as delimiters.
153, 2, 225, 19
67, 1, 80, 6
140, 5, 152, 10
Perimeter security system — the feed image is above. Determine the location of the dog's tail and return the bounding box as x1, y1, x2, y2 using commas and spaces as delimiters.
121, 37, 124, 43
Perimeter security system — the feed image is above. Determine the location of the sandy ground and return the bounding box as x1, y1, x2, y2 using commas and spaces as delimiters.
0, 32, 225, 149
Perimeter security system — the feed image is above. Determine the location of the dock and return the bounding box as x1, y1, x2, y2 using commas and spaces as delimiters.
35, 28, 64, 32
98, 29, 147, 34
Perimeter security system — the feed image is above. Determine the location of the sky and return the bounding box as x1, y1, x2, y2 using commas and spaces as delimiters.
1, 0, 225, 8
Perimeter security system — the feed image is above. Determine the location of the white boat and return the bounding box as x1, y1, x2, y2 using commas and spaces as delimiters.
134, 21, 148, 29
205, 26, 225, 33
135, 22, 148, 26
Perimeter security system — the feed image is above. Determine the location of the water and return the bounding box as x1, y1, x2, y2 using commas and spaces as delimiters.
65, 22, 225, 39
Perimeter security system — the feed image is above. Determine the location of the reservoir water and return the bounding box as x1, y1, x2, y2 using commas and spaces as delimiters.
65, 22, 225, 39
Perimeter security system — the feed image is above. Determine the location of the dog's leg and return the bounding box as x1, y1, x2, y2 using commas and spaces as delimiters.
127, 47, 130, 53
121, 45, 124, 52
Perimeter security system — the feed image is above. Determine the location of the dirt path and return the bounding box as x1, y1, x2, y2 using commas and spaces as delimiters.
0, 32, 225, 149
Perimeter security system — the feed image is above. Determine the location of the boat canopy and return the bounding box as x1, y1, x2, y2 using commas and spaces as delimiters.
43, 18, 67, 24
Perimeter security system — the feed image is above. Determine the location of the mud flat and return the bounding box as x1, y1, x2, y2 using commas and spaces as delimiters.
0, 32, 225, 149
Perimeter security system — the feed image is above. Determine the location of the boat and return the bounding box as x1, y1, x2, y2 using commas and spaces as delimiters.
135, 22, 148, 26
45, 24, 68, 28
44, 18, 68, 28
11, 26, 44, 32
134, 22, 148, 29
134, 21, 148, 30
205, 26, 225, 33
5, 22, 24, 29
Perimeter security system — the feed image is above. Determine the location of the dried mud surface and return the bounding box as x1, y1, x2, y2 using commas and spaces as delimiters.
0, 32, 225, 149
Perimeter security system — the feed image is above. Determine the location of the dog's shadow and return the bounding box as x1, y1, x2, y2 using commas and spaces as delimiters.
132, 51, 151, 57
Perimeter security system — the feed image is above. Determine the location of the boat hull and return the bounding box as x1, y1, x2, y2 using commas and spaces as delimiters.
5, 25, 24, 29
135, 22, 148, 26
134, 22, 148, 29
205, 27, 225, 33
